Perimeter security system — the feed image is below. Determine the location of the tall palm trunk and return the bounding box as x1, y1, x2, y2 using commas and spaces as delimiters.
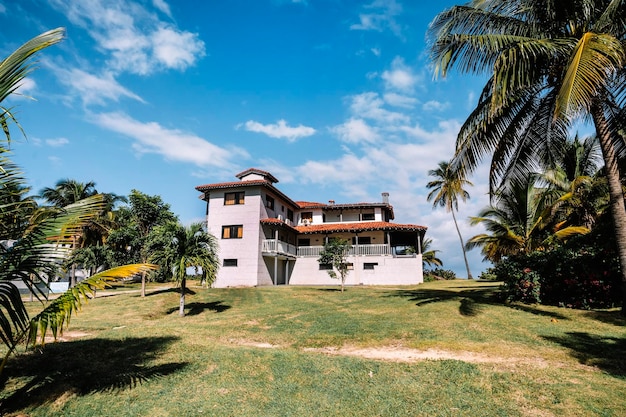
592, 104, 626, 316
179, 276, 186, 317
451, 208, 473, 279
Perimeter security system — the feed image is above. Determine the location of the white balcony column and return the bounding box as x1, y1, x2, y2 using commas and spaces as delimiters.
273, 256, 278, 285
284, 260, 289, 285
417, 232, 422, 254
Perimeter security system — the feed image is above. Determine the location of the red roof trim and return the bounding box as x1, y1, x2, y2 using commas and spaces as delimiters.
295, 222, 426, 234
260, 219, 426, 234
235, 168, 279, 183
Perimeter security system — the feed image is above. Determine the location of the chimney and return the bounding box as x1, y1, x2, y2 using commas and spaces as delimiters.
328, 200, 335, 205
381, 192, 389, 204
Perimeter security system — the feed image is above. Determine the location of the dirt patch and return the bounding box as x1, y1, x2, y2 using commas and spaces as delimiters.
228, 339, 281, 349
303, 346, 549, 368
43, 330, 90, 344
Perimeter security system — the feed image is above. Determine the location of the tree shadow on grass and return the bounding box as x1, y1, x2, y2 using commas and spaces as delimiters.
542, 332, 626, 378
144, 287, 196, 297
389, 283, 569, 319
583, 310, 625, 327
165, 301, 231, 316
0, 336, 188, 414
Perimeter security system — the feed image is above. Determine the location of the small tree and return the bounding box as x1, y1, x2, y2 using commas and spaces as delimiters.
318, 238, 351, 292
147, 222, 219, 316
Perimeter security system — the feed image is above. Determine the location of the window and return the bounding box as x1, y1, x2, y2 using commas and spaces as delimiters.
362, 212, 375, 221
287, 209, 294, 221
364, 262, 378, 270
223, 259, 238, 267
224, 192, 245, 205
319, 263, 333, 270
222, 225, 243, 239
266, 195, 275, 210
298, 238, 311, 247
353, 236, 371, 245
301, 212, 313, 223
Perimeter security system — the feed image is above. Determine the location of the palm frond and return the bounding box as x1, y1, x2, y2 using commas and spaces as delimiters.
0, 282, 30, 350
557, 32, 625, 119
0, 28, 65, 142
27, 263, 157, 347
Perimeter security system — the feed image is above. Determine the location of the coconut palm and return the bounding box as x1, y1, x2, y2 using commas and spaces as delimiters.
429, 0, 626, 312
426, 160, 474, 279
0, 28, 64, 142
466, 173, 590, 262
0, 28, 157, 374
147, 222, 219, 316
39, 179, 98, 208
422, 238, 444, 267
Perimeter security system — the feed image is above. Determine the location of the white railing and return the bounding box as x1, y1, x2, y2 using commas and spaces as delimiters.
297, 246, 324, 257
296, 244, 391, 257
355, 244, 391, 256
263, 241, 411, 258
262, 239, 297, 256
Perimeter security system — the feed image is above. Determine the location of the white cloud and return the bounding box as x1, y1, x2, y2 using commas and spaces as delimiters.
242, 119, 316, 142
152, 26, 205, 70
53, 68, 144, 106
92, 112, 248, 168
0, 4, 5, 14
371, 48, 381, 56
152, 0, 172, 17
46, 138, 70, 147
384, 92, 417, 109
13, 78, 36, 98
422, 100, 450, 112
331, 118, 380, 144
49, 0, 205, 76
350, 0, 404, 38
381, 57, 419, 92
349, 92, 409, 124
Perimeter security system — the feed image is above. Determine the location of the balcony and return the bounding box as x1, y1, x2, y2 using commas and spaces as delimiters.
262, 239, 297, 257
262, 240, 402, 258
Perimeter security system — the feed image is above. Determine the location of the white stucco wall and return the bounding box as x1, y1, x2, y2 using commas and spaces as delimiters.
289, 254, 423, 286
207, 188, 263, 287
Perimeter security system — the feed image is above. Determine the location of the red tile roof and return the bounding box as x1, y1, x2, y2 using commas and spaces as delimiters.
259, 218, 426, 234
296, 221, 426, 234
195, 179, 268, 192
235, 168, 279, 183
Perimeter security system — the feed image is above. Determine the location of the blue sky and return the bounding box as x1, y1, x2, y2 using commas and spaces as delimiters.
1, 0, 494, 277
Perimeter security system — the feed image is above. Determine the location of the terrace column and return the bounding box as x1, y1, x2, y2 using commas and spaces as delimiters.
273, 256, 278, 285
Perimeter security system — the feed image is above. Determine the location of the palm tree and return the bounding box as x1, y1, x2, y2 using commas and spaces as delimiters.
0, 28, 158, 375
147, 222, 219, 316
466, 173, 591, 262
0, 28, 64, 143
422, 238, 444, 267
429, 0, 626, 313
39, 179, 98, 207
426, 160, 474, 279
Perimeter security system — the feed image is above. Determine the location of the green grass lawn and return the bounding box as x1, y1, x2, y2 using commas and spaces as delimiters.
1, 280, 625, 416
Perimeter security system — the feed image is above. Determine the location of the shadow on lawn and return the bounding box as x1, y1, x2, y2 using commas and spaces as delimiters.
145, 286, 197, 297
542, 332, 626, 377
165, 301, 231, 316
390, 283, 569, 319
0, 336, 188, 413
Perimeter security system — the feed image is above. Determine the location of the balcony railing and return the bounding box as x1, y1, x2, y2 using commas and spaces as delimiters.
263, 240, 414, 258
262, 239, 297, 256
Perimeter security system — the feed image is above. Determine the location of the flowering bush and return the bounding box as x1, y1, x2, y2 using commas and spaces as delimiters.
492, 247, 621, 309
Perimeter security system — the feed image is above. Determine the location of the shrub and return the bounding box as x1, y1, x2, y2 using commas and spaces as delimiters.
493, 247, 621, 309
424, 268, 457, 282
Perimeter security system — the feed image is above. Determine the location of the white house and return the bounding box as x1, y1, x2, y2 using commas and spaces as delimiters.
195, 168, 428, 288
